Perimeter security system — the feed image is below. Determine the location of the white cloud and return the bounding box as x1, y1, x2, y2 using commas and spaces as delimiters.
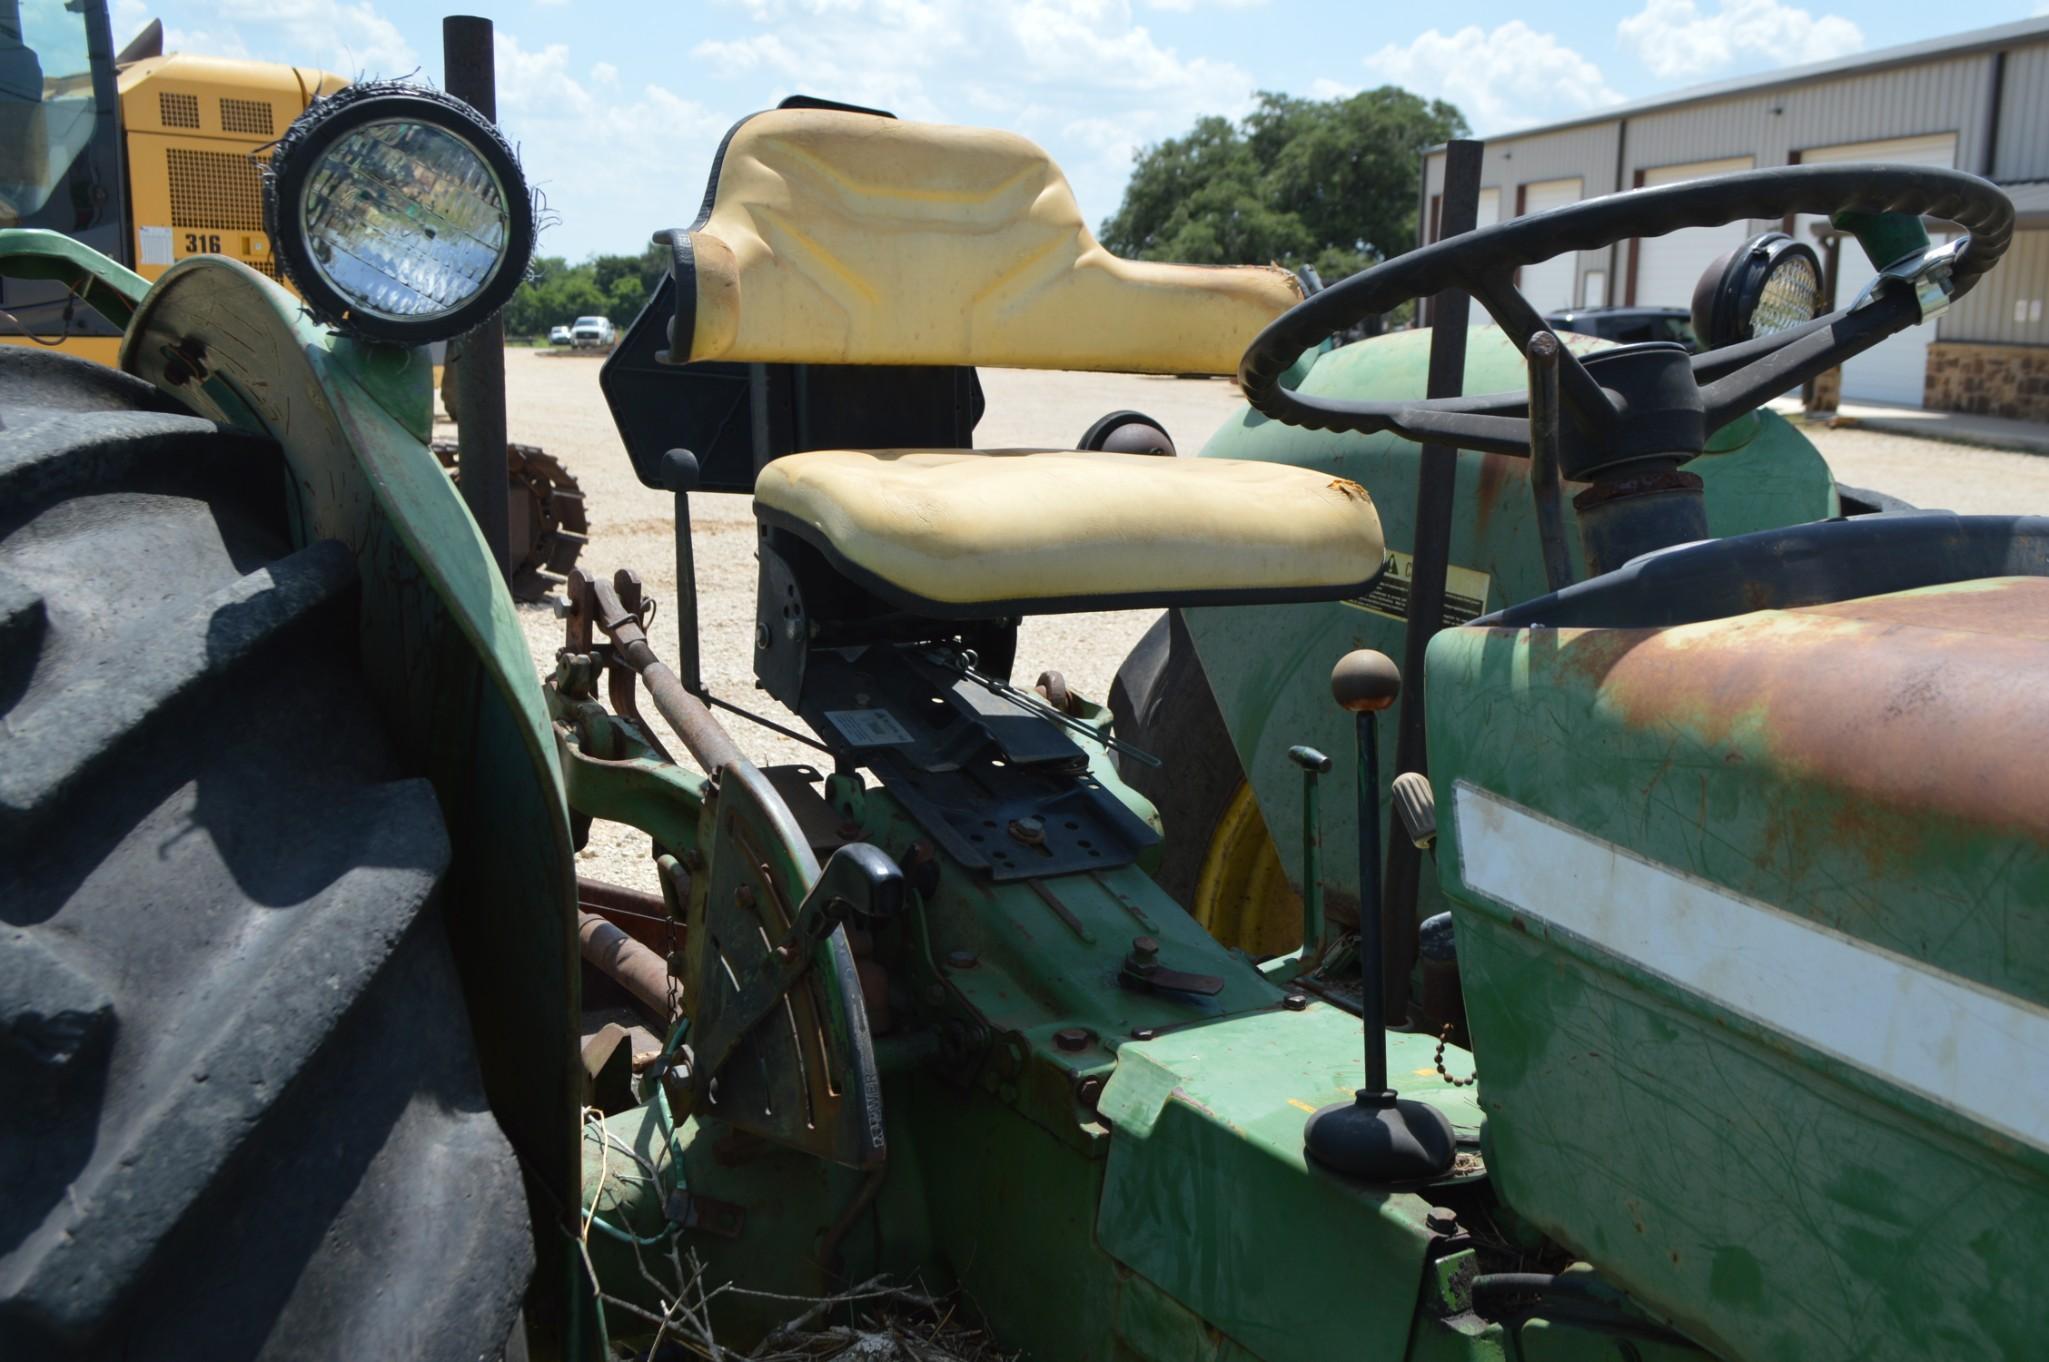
110, 0, 152, 49
685, 0, 1254, 222
150, 0, 409, 74
1364, 22, 1622, 134
1618, 0, 1863, 81
485, 31, 730, 258
197, 0, 418, 76
492, 32, 587, 114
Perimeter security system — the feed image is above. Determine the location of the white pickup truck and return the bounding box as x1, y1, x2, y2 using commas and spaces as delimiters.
571, 316, 616, 350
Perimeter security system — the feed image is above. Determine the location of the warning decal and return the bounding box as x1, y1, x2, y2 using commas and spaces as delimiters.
1347, 550, 1492, 628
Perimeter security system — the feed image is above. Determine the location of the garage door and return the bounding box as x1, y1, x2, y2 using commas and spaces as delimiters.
1475, 187, 1500, 230
1798, 133, 1957, 407
1516, 178, 1580, 311
1631, 156, 1755, 310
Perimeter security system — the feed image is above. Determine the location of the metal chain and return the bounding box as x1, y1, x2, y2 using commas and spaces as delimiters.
1434, 1023, 1476, 1087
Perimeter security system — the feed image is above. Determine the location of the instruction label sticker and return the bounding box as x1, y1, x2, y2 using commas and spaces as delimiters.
1347, 550, 1493, 627
137, 226, 174, 266
824, 707, 914, 747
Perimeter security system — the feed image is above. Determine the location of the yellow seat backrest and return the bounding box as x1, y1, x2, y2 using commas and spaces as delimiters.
678, 109, 1302, 375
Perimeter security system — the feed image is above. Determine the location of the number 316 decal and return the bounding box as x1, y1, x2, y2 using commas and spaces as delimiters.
183, 233, 222, 253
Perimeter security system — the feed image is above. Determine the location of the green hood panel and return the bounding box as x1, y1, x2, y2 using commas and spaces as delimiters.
1097, 1005, 1486, 1361
1426, 579, 2049, 1362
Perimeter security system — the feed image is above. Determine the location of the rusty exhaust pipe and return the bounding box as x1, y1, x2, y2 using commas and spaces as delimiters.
577, 911, 675, 1023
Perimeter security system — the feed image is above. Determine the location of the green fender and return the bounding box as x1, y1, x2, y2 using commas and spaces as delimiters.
0, 227, 150, 332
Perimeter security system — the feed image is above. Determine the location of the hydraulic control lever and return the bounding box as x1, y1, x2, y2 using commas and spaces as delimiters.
691, 843, 906, 1092
1301, 651, 1457, 1186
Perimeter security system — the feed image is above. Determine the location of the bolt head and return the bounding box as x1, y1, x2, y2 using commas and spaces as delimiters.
1425, 1205, 1460, 1235
945, 948, 978, 970
1053, 1027, 1092, 1052
1282, 993, 1309, 1011
1331, 649, 1401, 713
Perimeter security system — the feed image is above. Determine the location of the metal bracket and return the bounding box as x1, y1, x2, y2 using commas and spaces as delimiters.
754, 538, 811, 711
1851, 237, 1966, 323
692, 843, 904, 1090
1118, 935, 1224, 999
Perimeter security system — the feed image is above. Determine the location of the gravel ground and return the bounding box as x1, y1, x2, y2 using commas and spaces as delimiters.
476, 347, 2049, 890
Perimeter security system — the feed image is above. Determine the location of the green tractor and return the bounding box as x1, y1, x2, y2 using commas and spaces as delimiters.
3, 71, 2038, 1362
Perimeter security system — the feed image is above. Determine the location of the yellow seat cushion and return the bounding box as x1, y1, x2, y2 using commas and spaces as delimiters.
753, 449, 1385, 614
681, 109, 1302, 374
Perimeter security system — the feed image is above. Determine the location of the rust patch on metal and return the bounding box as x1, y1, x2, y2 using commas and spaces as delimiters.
1802, 576, 2049, 640
1471, 451, 1524, 538
1570, 468, 1703, 512
1588, 577, 2049, 847
577, 877, 676, 953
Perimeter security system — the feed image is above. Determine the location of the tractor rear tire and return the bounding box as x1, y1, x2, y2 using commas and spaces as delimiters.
0, 348, 534, 1360
1110, 611, 1298, 953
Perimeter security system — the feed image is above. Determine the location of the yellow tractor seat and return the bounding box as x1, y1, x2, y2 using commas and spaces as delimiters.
669, 107, 1303, 374
753, 448, 1387, 616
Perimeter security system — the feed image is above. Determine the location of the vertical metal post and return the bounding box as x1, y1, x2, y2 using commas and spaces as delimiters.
1526, 331, 1575, 594
1355, 710, 1387, 1093
1380, 137, 1483, 1027
675, 495, 703, 694
656, 448, 704, 694
1287, 745, 1332, 960
443, 15, 512, 582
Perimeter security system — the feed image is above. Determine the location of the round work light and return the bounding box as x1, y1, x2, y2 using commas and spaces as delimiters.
1691, 231, 1824, 350
265, 83, 535, 344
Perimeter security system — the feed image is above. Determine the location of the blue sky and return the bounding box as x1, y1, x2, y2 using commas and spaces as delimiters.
129, 0, 2040, 260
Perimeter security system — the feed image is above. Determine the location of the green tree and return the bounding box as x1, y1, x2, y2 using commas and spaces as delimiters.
499, 241, 670, 338
1099, 88, 1467, 284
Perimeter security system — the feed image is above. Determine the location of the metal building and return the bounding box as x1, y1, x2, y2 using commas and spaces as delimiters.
1420, 16, 2049, 419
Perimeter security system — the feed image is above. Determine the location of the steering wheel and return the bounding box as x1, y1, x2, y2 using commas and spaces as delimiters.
1238, 165, 2014, 479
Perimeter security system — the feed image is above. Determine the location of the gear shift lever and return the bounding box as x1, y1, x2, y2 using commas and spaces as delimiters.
1301, 650, 1456, 1183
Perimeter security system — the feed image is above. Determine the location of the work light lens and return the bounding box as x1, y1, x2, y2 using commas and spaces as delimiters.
1692, 232, 1824, 349
300, 118, 511, 321
1749, 251, 1821, 339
